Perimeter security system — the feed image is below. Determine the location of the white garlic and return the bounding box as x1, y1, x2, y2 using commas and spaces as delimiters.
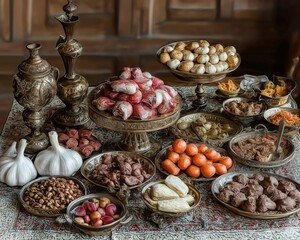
215, 63, 224, 73
159, 52, 171, 64
183, 51, 195, 61
228, 55, 239, 67
199, 40, 210, 47
194, 46, 209, 55
214, 44, 224, 52
170, 50, 183, 61
218, 52, 228, 61
162, 45, 174, 53
205, 62, 217, 74
167, 59, 181, 69
224, 46, 236, 54
191, 64, 205, 74
196, 54, 209, 64
221, 61, 229, 70
209, 53, 219, 64
208, 46, 216, 55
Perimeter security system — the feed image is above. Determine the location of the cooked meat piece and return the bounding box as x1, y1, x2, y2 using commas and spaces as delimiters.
257, 194, 276, 212
277, 180, 297, 193
217, 189, 234, 203
80, 145, 94, 158
232, 174, 249, 185
67, 128, 79, 139
123, 175, 140, 186
288, 189, 300, 203
78, 128, 92, 139
276, 197, 297, 212
58, 132, 69, 143
248, 179, 259, 185
141, 170, 152, 180
264, 184, 277, 195
242, 184, 264, 198
251, 173, 265, 182
66, 137, 78, 150
230, 192, 247, 207
260, 176, 279, 188
119, 162, 132, 175
224, 182, 244, 193
268, 189, 287, 202
241, 196, 257, 213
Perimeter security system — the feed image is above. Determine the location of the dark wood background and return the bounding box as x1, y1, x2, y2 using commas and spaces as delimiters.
1, 0, 300, 129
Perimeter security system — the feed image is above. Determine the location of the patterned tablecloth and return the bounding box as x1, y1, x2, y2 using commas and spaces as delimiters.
1, 85, 300, 240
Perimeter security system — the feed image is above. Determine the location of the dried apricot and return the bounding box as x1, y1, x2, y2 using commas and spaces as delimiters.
186, 165, 201, 178
172, 139, 187, 153
192, 153, 207, 167
201, 164, 216, 178
185, 143, 198, 156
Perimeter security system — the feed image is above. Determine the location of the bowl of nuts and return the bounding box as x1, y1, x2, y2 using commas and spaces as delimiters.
19, 176, 87, 217
64, 193, 131, 236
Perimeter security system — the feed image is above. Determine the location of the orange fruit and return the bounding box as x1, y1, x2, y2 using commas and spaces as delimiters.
219, 156, 233, 169
214, 163, 228, 175
185, 143, 198, 156
167, 151, 180, 163
192, 153, 207, 167
172, 139, 187, 153
186, 165, 201, 178
197, 144, 208, 153
177, 154, 192, 170
201, 164, 216, 178
204, 148, 221, 161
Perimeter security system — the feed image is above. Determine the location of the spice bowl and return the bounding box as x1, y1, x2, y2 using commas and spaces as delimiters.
63, 193, 131, 236
19, 176, 87, 217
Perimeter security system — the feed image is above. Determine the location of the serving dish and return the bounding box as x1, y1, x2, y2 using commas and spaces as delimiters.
19, 176, 87, 217
211, 172, 300, 219
264, 107, 300, 128
141, 179, 201, 217
81, 151, 156, 190
64, 193, 131, 235
155, 144, 234, 181
256, 76, 296, 107
222, 97, 266, 126
156, 40, 241, 83
228, 130, 295, 168
170, 112, 243, 147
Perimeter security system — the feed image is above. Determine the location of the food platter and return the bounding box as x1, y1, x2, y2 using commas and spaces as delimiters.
170, 112, 243, 147
156, 41, 241, 83
141, 179, 201, 217
211, 172, 300, 219
81, 151, 156, 190
155, 144, 234, 181
228, 131, 295, 168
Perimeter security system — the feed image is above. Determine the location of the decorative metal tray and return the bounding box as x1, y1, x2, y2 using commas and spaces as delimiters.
228, 131, 295, 168
211, 172, 300, 219
81, 151, 156, 190
169, 112, 243, 147
141, 179, 201, 217
155, 144, 234, 182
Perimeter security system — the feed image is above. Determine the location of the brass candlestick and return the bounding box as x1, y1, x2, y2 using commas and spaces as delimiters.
13, 43, 58, 154
52, 0, 89, 127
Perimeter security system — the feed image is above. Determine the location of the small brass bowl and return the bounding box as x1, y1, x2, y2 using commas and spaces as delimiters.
64, 193, 131, 236
19, 176, 87, 217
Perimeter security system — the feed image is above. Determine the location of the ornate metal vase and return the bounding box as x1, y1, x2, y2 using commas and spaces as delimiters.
52, 0, 89, 127
13, 43, 58, 154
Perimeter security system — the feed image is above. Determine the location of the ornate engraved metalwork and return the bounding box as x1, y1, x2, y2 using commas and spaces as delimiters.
12, 43, 58, 154
52, 0, 89, 127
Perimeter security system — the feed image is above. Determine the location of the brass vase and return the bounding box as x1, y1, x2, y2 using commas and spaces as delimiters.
52, 0, 89, 127
13, 43, 58, 154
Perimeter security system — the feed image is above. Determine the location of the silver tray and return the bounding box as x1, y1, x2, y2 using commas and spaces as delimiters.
169, 112, 243, 147
155, 144, 234, 182
211, 171, 300, 219
228, 131, 295, 168
141, 179, 201, 217
81, 151, 156, 190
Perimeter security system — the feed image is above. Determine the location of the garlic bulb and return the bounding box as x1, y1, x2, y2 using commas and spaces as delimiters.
167, 59, 181, 69
34, 131, 82, 176
205, 62, 217, 74
209, 53, 219, 64
208, 46, 216, 55
191, 64, 205, 74
194, 46, 209, 55
0, 139, 37, 186
214, 44, 224, 52
215, 62, 224, 73
162, 45, 174, 53
199, 40, 210, 47
159, 52, 171, 64
182, 51, 194, 61
219, 52, 228, 62
196, 54, 209, 64
170, 50, 183, 61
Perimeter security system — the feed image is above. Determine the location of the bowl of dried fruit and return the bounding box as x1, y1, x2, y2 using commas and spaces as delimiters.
64, 193, 131, 236
218, 78, 241, 97
19, 176, 87, 217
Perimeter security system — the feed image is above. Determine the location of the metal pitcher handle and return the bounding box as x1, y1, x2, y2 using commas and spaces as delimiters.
52, 67, 60, 80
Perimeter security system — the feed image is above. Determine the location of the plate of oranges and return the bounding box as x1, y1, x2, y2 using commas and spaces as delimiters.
155, 138, 234, 181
